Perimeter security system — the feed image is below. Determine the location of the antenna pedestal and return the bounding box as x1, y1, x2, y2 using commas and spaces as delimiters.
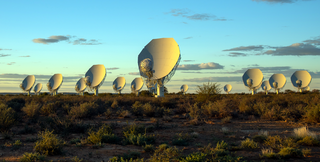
155, 84, 164, 98
94, 89, 98, 96
136, 91, 140, 96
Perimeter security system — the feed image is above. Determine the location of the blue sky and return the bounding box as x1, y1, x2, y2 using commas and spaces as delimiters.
1, 0, 320, 94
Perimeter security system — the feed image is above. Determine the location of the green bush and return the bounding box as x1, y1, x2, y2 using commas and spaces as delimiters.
22, 102, 41, 118
40, 103, 56, 116
123, 133, 156, 146
216, 141, 228, 150
149, 145, 181, 161
297, 136, 319, 146
0, 103, 16, 131
131, 101, 144, 116
68, 102, 98, 118
172, 133, 191, 146
305, 104, 320, 123
19, 152, 46, 162
87, 124, 119, 144
34, 129, 65, 155
278, 147, 303, 158
180, 152, 207, 162
240, 138, 258, 149
143, 144, 155, 153
196, 82, 221, 103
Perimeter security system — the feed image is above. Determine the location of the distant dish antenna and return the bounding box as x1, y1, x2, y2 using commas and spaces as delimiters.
180, 84, 188, 95
269, 74, 286, 94
75, 78, 87, 96
291, 70, 312, 92
33, 83, 43, 95
261, 81, 271, 95
242, 69, 263, 95
47, 74, 63, 96
113, 77, 126, 94
138, 38, 181, 98
20, 75, 36, 96
223, 84, 232, 94
303, 86, 310, 92
131, 77, 144, 96
85, 64, 106, 96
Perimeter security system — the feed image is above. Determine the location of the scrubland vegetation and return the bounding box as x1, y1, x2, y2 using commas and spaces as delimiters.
0, 86, 320, 161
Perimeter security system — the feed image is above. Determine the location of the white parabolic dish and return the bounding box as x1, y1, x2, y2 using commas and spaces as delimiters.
131, 77, 144, 92
75, 78, 87, 93
47, 74, 63, 94
138, 38, 181, 98
21, 75, 36, 91
85, 65, 106, 88
34, 83, 43, 94
138, 38, 181, 81
261, 81, 271, 91
180, 84, 189, 93
242, 69, 263, 95
269, 74, 286, 89
224, 84, 232, 93
113, 77, 126, 93
291, 70, 312, 89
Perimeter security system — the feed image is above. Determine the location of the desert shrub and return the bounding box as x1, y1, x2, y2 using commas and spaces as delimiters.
123, 124, 146, 135
68, 102, 98, 118
87, 124, 119, 144
180, 152, 207, 162
240, 138, 258, 149
264, 135, 298, 150
143, 144, 155, 153
253, 130, 268, 143
172, 133, 191, 146
221, 116, 232, 123
149, 145, 181, 161
297, 136, 319, 146
117, 110, 132, 118
34, 129, 65, 155
0, 103, 16, 131
196, 82, 221, 103
260, 148, 277, 159
305, 104, 320, 123
238, 97, 254, 114
293, 126, 317, 140
111, 99, 119, 108
40, 103, 56, 116
111, 151, 141, 161
123, 132, 156, 146
7, 97, 25, 112
19, 152, 46, 162
188, 102, 202, 119
131, 101, 144, 116
302, 148, 311, 157
139, 90, 153, 97
216, 140, 228, 150
22, 102, 41, 118
278, 147, 303, 158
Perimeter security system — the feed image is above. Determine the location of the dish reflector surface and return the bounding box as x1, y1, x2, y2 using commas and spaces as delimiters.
138, 38, 181, 81
261, 81, 271, 91
85, 64, 106, 88
21, 75, 36, 91
269, 74, 286, 89
113, 77, 126, 92
180, 84, 189, 93
291, 70, 312, 88
75, 78, 87, 93
34, 83, 43, 93
131, 77, 144, 92
48, 74, 63, 92
242, 69, 263, 89
224, 84, 232, 93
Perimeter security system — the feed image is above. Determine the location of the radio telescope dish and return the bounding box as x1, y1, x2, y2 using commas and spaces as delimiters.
75, 78, 87, 96
269, 74, 286, 94
303, 86, 310, 92
85, 64, 106, 96
20, 75, 35, 96
131, 77, 144, 96
180, 84, 188, 95
261, 81, 271, 95
138, 38, 181, 98
47, 74, 63, 96
242, 69, 263, 95
291, 70, 312, 92
223, 84, 232, 94
113, 77, 126, 94
33, 83, 43, 95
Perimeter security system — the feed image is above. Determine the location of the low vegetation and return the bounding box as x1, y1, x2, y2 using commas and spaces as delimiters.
0, 85, 319, 161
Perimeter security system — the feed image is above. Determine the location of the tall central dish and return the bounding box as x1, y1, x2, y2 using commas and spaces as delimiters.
138, 38, 181, 98
242, 69, 263, 95
85, 64, 106, 96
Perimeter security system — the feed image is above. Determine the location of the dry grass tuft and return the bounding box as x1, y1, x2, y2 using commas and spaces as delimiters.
293, 126, 317, 140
